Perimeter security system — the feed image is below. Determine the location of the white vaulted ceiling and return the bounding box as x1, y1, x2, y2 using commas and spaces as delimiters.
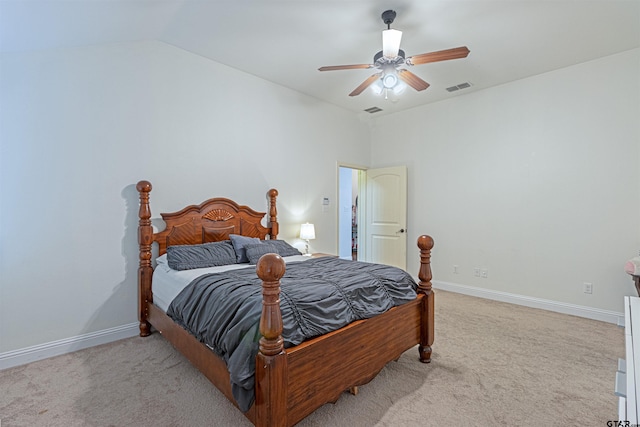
1, 1, 639, 116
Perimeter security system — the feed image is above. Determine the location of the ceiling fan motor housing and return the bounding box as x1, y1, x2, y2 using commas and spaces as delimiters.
374, 49, 405, 64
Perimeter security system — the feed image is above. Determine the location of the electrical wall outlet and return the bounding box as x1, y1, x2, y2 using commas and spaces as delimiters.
474, 267, 480, 277
453, 265, 459, 274
480, 268, 488, 278
583, 282, 593, 294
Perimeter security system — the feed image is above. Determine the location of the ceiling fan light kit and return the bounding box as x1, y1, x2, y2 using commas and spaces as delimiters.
318, 9, 470, 98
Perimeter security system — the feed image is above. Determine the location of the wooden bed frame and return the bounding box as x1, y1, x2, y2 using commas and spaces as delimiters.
136, 180, 435, 427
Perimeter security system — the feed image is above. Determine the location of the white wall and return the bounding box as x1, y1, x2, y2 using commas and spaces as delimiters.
0, 41, 370, 353
1, 40, 637, 357
370, 48, 640, 314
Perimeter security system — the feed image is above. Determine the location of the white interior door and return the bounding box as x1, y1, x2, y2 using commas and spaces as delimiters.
361, 166, 408, 269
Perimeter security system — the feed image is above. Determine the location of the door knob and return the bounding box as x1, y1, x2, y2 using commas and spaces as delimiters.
397, 228, 406, 233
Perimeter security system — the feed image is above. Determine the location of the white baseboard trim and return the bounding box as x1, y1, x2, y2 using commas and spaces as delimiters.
0, 322, 140, 371
433, 280, 625, 326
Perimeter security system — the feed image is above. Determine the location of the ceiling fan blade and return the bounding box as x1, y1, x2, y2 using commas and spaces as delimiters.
397, 69, 430, 91
407, 46, 470, 66
349, 73, 382, 97
318, 64, 373, 72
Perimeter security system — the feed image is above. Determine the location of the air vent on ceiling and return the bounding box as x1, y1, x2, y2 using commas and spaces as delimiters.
446, 82, 472, 92
364, 107, 383, 114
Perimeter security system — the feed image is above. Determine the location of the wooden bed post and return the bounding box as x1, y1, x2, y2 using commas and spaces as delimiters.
136, 180, 153, 337
267, 189, 279, 240
417, 235, 435, 363
255, 253, 288, 427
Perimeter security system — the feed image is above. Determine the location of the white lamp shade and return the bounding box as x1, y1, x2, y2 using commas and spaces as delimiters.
300, 223, 316, 240
392, 79, 406, 95
371, 79, 384, 95
382, 29, 402, 58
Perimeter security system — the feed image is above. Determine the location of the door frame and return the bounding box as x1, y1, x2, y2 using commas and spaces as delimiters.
336, 162, 367, 260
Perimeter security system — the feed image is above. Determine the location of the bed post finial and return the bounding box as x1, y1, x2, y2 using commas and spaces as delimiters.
137, 180, 153, 337
267, 188, 279, 239
417, 235, 434, 288
255, 253, 287, 426
257, 253, 286, 355
417, 235, 435, 363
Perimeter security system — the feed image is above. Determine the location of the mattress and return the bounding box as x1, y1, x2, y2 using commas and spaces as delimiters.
152, 253, 309, 312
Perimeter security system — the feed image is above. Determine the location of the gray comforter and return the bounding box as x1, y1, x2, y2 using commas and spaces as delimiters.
166, 257, 418, 412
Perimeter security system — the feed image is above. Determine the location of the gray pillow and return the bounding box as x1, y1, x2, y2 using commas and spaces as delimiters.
269, 240, 302, 257
244, 242, 279, 265
166, 240, 237, 270
229, 234, 260, 263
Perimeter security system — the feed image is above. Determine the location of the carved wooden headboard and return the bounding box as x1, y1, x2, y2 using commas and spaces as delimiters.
136, 181, 279, 256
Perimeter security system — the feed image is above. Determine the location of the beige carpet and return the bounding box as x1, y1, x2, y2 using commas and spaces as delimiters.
0, 291, 624, 426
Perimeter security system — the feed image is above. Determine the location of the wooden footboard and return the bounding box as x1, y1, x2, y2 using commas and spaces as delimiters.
283, 297, 424, 425
252, 238, 434, 427
136, 180, 434, 427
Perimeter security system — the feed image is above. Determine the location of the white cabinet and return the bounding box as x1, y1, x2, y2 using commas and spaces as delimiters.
617, 296, 639, 422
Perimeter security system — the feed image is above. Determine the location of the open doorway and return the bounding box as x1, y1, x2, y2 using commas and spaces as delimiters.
338, 164, 408, 267
338, 165, 364, 260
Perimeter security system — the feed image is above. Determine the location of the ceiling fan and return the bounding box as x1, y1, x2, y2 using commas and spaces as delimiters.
318, 10, 470, 97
